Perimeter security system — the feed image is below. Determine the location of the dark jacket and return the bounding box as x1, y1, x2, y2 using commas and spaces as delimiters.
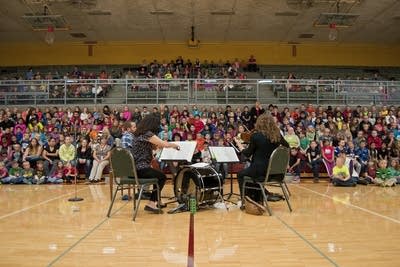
242, 132, 289, 178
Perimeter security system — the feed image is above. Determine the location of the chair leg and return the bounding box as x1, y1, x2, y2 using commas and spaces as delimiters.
284, 181, 291, 197
156, 184, 162, 214
260, 184, 272, 216
241, 181, 247, 207
281, 183, 292, 212
107, 186, 120, 217
133, 185, 145, 221
133, 186, 137, 211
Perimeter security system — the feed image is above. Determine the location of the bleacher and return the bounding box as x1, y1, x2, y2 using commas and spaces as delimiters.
1, 64, 399, 106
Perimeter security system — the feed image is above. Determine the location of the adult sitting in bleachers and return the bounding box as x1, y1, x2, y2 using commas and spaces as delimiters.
88, 135, 111, 183
76, 138, 92, 180
23, 138, 43, 166
42, 137, 59, 175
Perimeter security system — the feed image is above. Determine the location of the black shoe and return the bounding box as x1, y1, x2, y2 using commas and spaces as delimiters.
357, 179, 369, 185
144, 205, 164, 214
267, 194, 283, 202
157, 203, 167, 209
135, 192, 151, 200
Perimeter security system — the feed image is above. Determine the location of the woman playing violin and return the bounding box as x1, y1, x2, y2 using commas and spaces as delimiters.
235, 114, 289, 200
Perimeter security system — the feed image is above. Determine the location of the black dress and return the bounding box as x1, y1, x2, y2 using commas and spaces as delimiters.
237, 132, 289, 198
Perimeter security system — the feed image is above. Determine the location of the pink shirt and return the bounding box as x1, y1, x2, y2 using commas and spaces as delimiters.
122, 111, 132, 121
322, 146, 334, 161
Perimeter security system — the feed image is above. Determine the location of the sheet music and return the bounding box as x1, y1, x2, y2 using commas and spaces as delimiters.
190, 162, 209, 168
160, 141, 197, 162
209, 147, 240, 163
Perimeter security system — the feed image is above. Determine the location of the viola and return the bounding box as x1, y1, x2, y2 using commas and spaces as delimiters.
240, 129, 256, 143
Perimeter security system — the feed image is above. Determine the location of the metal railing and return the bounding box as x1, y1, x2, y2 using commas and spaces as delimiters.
0, 78, 399, 106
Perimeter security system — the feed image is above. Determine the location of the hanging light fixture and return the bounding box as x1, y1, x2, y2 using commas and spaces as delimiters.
45, 25, 55, 45
328, 23, 338, 41
42, 5, 55, 45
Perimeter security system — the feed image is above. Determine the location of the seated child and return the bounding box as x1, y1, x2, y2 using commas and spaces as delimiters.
375, 159, 397, 187
387, 159, 400, 184
322, 140, 335, 177
288, 147, 303, 183
2, 161, 23, 184
21, 161, 34, 185
332, 156, 356, 187
340, 152, 361, 185
33, 160, 48, 185
7, 143, 23, 168
356, 140, 369, 174
0, 162, 8, 183
48, 161, 64, 184
369, 142, 379, 163
64, 161, 77, 184
306, 140, 322, 183
359, 161, 377, 185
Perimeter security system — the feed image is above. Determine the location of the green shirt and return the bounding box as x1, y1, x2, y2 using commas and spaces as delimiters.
284, 134, 300, 148
300, 137, 310, 151
387, 167, 400, 177
333, 165, 350, 178
59, 144, 76, 162
376, 168, 392, 180
22, 168, 34, 178
9, 167, 22, 177
306, 131, 315, 142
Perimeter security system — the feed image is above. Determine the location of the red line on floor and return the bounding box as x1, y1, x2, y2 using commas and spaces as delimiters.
187, 212, 194, 267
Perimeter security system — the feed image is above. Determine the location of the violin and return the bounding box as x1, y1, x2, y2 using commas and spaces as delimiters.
240, 130, 253, 143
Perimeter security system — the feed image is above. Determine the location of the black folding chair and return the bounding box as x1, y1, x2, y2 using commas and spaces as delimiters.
242, 146, 292, 216
107, 147, 161, 221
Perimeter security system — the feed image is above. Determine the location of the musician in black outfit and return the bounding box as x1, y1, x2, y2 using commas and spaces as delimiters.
235, 113, 289, 201
130, 115, 179, 213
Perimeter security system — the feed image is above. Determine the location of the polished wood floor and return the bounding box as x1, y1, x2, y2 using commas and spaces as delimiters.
0, 180, 399, 267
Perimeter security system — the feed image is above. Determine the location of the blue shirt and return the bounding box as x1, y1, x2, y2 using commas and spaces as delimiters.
334, 146, 347, 157
121, 132, 133, 149
356, 147, 369, 163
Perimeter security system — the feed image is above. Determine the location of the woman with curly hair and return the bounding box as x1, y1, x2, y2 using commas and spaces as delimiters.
235, 113, 289, 201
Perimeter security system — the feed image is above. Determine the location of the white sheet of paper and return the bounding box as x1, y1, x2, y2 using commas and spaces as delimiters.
209, 146, 240, 163
159, 141, 197, 162
190, 162, 209, 168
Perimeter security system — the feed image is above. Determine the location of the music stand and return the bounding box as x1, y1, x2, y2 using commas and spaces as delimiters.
68, 174, 84, 202
209, 146, 240, 203
159, 142, 196, 210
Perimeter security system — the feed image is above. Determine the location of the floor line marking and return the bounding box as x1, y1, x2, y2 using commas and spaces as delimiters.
47, 202, 129, 267
294, 184, 400, 224
0, 187, 89, 221
187, 213, 195, 267
275, 215, 339, 267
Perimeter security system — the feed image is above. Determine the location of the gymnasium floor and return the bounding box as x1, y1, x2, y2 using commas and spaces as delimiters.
0, 181, 399, 267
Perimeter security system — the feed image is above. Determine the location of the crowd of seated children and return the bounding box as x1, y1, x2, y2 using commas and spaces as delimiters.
0, 103, 400, 189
